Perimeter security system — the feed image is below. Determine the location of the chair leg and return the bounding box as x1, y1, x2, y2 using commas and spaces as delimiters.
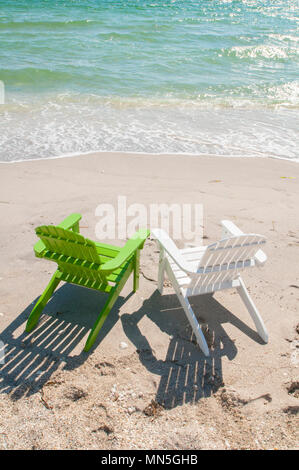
178, 292, 210, 356
133, 249, 140, 292
26, 271, 61, 333
237, 276, 268, 343
157, 250, 165, 295
84, 288, 119, 352
165, 264, 210, 356
84, 265, 133, 352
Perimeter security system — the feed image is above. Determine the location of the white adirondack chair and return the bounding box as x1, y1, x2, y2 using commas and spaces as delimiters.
152, 220, 268, 356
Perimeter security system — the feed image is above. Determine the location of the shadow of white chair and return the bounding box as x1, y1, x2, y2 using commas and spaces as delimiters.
152, 220, 268, 356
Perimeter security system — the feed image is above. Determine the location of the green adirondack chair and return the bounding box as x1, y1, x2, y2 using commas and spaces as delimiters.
25, 213, 149, 351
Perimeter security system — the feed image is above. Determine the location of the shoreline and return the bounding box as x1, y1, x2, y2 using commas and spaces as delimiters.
1, 149, 299, 165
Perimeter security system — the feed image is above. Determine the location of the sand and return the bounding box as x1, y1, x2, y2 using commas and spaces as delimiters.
0, 152, 298, 450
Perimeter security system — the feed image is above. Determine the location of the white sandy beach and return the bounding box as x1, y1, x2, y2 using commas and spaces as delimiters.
0, 152, 298, 449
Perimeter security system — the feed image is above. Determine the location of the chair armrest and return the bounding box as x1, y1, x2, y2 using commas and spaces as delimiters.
221, 220, 243, 238
152, 228, 195, 274
254, 248, 267, 266
34, 239, 47, 256
221, 220, 267, 266
100, 229, 150, 273
58, 213, 82, 232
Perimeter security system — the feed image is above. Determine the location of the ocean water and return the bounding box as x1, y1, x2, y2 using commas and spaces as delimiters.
0, 0, 298, 162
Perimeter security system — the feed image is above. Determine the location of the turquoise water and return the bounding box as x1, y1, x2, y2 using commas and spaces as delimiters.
0, 0, 298, 161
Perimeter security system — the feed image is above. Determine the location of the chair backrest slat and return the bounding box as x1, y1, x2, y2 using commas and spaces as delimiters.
188, 234, 266, 289
35, 225, 106, 284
